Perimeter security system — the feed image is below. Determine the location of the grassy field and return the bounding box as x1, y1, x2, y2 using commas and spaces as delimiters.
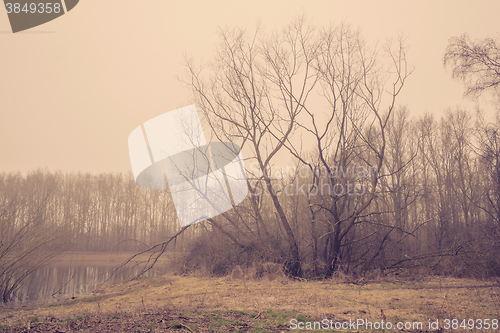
0, 271, 499, 332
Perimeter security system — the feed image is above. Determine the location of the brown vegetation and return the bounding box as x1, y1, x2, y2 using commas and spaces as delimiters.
0, 273, 498, 332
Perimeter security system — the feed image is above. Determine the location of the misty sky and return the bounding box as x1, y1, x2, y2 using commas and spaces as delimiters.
1, 0, 499, 174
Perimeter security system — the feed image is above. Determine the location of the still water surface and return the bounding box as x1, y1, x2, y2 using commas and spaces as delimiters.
15, 255, 168, 303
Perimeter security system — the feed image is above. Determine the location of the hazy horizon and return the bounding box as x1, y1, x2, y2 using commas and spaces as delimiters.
1, 0, 499, 174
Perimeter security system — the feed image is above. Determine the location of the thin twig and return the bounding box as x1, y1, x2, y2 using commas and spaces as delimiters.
180, 322, 193, 332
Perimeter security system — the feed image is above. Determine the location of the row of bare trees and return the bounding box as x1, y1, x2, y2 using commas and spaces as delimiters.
177, 106, 500, 278
0, 171, 186, 301
1, 20, 499, 298
0, 171, 183, 253
0, 109, 499, 292
180, 19, 500, 278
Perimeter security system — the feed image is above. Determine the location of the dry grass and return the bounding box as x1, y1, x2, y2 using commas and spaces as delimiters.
0, 271, 498, 331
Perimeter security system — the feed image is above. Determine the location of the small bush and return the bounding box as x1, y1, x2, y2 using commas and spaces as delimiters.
173, 231, 286, 278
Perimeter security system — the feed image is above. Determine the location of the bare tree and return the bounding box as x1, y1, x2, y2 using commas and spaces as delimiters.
444, 34, 500, 100
184, 18, 319, 276
183, 17, 412, 277
0, 171, 67, 302
474, 111, 500, 235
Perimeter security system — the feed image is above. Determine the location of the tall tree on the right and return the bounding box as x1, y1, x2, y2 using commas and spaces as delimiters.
445, 33, 500, 276
444, 33, 500, 101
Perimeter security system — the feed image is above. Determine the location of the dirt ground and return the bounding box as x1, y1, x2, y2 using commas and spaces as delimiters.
0, 272, 498, 332
0, 309, 294, 332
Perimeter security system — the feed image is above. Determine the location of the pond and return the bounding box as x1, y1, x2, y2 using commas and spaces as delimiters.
11, 252, 170, 304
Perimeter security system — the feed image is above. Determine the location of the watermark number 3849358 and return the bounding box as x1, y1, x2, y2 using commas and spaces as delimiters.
3, 0, 79, 33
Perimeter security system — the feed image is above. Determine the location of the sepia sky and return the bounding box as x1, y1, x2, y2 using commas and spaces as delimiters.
0, 0, 499, 174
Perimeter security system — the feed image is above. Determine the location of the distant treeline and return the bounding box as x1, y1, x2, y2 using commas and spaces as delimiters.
1, 108, 500, 281
0, 171, 182, 253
